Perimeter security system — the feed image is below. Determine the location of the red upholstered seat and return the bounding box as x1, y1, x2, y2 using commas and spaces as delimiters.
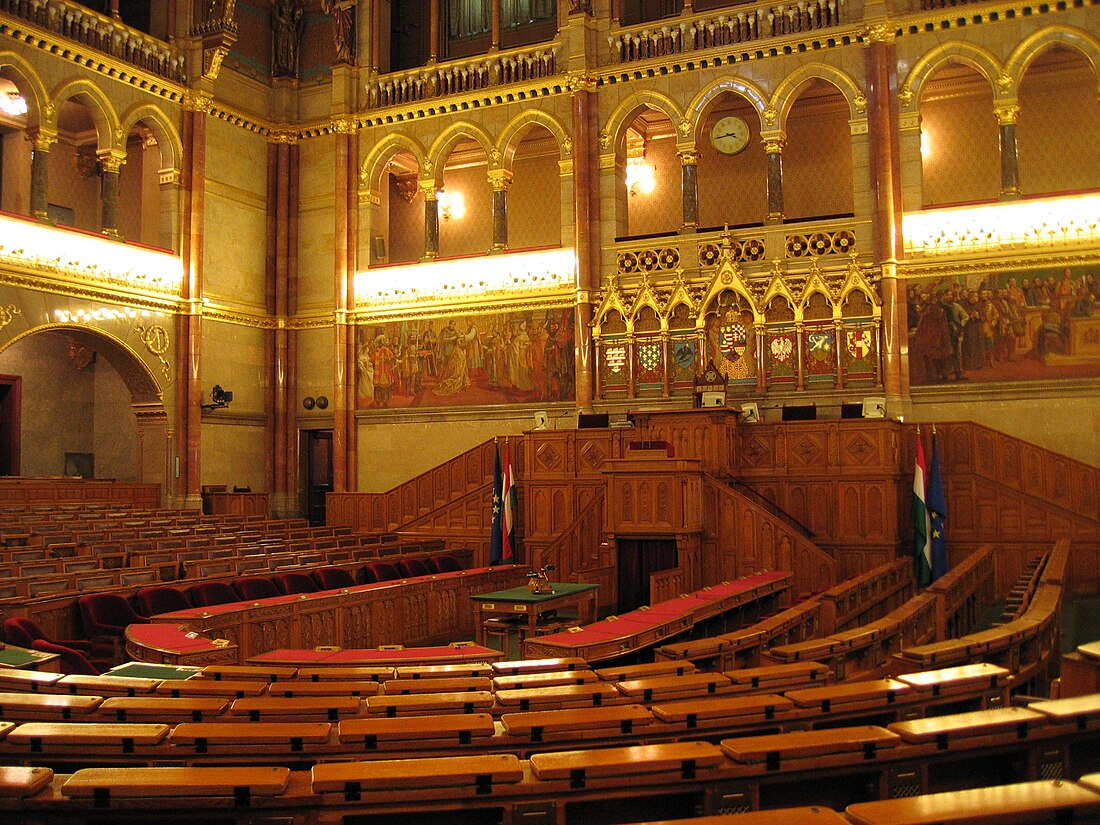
78, 593, 149, 642
233, 576, 280, 601
189, 581, 240, 607
313, 567, 356, 590
30, 639, 101, 675
363, 561, 401, 583
2, 616, 112, 661
135, 586, 192, 617
397, 558, 431, 579
427, 554, 463, 574
274, 571, 319, 595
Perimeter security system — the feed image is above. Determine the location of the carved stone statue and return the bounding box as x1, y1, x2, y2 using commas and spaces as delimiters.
272, 0, 304, 78
320, 0, 356, 65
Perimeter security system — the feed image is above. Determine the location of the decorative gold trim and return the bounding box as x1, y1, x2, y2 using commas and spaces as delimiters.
0, 304, 22, 332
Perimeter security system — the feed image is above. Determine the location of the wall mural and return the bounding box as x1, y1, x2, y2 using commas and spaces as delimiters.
356, 307, 575, 409
907, 265, 1100, 385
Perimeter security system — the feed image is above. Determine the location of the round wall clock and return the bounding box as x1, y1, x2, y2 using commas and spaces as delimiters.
710, 116, 750, 155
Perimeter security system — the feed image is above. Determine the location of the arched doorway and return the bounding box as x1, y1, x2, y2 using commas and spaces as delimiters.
0, 326, 170, 497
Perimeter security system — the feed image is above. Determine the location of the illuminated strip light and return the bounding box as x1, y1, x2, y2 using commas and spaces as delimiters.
0, 213, 183, 294
355, 247, 576, 307
53, 307, 160, 323
904, 193, 1100, 257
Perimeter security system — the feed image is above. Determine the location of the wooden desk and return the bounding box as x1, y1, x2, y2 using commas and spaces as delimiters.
200, 491, 271, 518
471, 582, 599, 647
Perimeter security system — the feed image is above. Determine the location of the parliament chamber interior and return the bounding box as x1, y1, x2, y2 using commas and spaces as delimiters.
0, 0, 1099, 822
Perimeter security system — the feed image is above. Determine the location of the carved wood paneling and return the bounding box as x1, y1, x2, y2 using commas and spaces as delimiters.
0, 479, 161, 507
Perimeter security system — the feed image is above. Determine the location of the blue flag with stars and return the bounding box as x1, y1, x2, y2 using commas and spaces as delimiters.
489, 442, 504, 565
927, 430, 948, 582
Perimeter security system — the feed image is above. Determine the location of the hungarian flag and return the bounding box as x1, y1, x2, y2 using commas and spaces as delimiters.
928, 431, 948, 582
913, 429, 933, 587
489, 439, 517, 565
500, 439, 516, 562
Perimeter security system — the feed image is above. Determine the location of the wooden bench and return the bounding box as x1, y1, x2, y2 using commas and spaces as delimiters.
845, 779, 1100, 824
528, 741, 723, 788
265, 680, 381, 698
338, 713, 496, 752
297, 666, 394, 682
631, 808, 851, 825
395, 663, 496, 679
493, 683, 625, 712
894, 662, 1012, 703
364, 691, 496, 717
724, 662, 833, 693
50, 674, 161, 697
60, 766, 291, 805
382, 676, 493, 695
0, 692, 103, 721
228, 695, 363, 722
785, 679, 913, 715
168, 722, 332, 755
96, 696, 230, 723
492, 670, 599, 691
615, 672, 734, 703
595, 661, 697, 681
500, 704, 656, 744
650, 693, 796, 732
0, 668, 64, 693
1028, 693, 1100, 731
887, 707, 1047, 748
719, 726, 900, 771
2, 722, 170, 756
196, 664, 299, 682
156, 679, 267, 698
311, 753, 523, 800
0, 765, 53, 799
491, 657, 587, 676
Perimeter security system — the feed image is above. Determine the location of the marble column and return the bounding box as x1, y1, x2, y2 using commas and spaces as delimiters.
429, 0, 440, 61
99, 153, 124, 238
422, 181, 440, 259
764, 135, 786, 223
996, 103, 1021, 200
571, 82, 597, 413
679, 148, 698, 232
29, 131, 56, 221
158, 168, 181, 252
489, 168, 511, 252
491, 0, 501, 49
864, 34, 908, 403
332, 124, 355, 493
371, 0, 382, 72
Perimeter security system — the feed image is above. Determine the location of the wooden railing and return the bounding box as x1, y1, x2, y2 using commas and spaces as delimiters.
327, 437, 520, 534
650, 566, 684, 605
703, 475, 837, 598
924, 543, 996, 639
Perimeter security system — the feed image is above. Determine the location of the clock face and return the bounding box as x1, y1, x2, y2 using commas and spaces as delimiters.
711, 116, 750, 155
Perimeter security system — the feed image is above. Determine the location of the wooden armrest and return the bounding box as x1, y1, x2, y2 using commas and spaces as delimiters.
0, 766, 53, 799
53, 674, 160, 697
615, 672, 732, 702
266, 680, 380, 698
312, 754, 523, 795
97, 696, 229, 723
395, 663, 495, 679
500, 704, 654, 737
887, 707, 1046, 744
493, 671, 598, 691
156, 679, 267, 698
169, 722, 331, 746
382, 677, 492, 695
650, 694, 795, 727
720, 725, 900, 765
0, 669, 64, 692
785, 679, 912, 711
228, 696, 362, 720
595, 661, 697, 681
0, 692, 103, 719
338, 713, 496, 745
494, 683, 622, 710
197, 665, 298, 682
895, 663, 1012, 695
491, 657, 586, 675
364, 691, 495, 716
1029, 694, 1100, 728
529, 741, 723, 783
296, 666, 395, 682
6, 722, 170, 747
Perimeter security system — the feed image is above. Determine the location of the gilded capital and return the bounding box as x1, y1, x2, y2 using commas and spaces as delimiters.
330, 117, 353, 134
487, 168, 513, 190
897, 86, 915, 110
994, 103, 1020, 126
762, 133, 785, 154
419, 179, 438, 200
182, 90, 214, 113
678, 149, 699, 166
763, 106, 779, 127
270, 129, 300, 144
864, 22, 896, 43
28, 130, 57, 152
565, 70, 597, 95
98, 152, 126, 174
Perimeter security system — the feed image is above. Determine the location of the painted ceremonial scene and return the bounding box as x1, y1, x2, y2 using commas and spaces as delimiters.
906, 264, 1100, 385
356, 307, 576, 409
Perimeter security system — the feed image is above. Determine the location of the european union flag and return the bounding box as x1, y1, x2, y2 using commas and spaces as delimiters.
489, 442, 504, 566
927, 431, 948, 582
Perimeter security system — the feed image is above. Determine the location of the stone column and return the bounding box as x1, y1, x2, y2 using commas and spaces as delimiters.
422, 180, 440, 259
795, 322, 806, 391
332, 121, 356, 493
158, 168, 181, 252
755, 324, 767, 395
834, 320, 846, 389
99, 152, 125, 238
429, 0, 440, 61
679, 148, 698, 232
489, 168, 511, 252
763, 133, 786, 223
864, 30, 908, 405
996, 102, 1021, 201
29, 130, 56, 221
491, 0, 501, 49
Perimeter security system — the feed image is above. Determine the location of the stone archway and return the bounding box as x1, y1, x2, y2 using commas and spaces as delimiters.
0, 326, 171, 499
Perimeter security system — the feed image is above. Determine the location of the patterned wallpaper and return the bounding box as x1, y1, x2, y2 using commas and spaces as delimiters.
920, 73, 1000, 206
508, 151, 562, 249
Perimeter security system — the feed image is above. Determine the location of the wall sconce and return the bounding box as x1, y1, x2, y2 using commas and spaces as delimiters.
0, 92, 27, 117
625, 129, 656, 197
201, 384, 233, 411
437, 189, 465, 221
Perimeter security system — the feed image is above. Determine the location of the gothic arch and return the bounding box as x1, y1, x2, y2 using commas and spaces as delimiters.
769, 64, 866, 127
1005, 25, 1100, 91
686, 77, 770, 136
117, 103, 183, 172
0, 52, 49, 132
900, 41, 1003, 110
360, 133, 427, 193
48, 78, 122, 153
603, 90, 685, 153
426, 122, 495, 187
497, 109, 570, 170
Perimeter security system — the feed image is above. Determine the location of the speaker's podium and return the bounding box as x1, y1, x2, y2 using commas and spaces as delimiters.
693, 364, 728, 408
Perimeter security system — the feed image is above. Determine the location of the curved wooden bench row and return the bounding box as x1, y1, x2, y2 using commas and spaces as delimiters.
521, 571, 792, 662
1, 709, 1098, 824
0, 663, 1018, 763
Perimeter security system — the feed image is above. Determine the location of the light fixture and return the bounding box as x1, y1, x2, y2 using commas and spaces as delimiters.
625, 128, 656, 196
437, 189, 465, 221
201, 385, 233, 411
0, 92, 26, 117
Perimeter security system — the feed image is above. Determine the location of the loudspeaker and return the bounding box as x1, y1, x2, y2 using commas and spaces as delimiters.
533, 411, 549, 430
740, 402, 760, 423
862, 396, 887, 418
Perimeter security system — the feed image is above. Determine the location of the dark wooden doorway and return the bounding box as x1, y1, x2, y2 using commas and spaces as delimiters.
616, 538, 678, 613
303, 429, 333, 526
0, 375, 21, 476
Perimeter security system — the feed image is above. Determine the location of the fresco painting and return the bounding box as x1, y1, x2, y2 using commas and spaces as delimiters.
356, 307, 575, 409
907, 265, 1100, 385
